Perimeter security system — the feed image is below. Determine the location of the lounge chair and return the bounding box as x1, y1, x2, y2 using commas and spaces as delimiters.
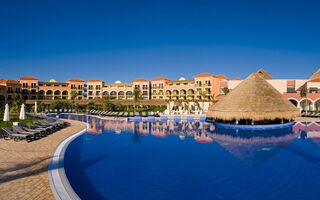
40, 119, 62, 129
129, 112, 134, 117
28, 122, 54, 133
142, 112, 146, 117
21, 123, 48, 136
37, 120, 59, 130
148, 111, 154, 116
135, 112, 140, 116
13, 125, 40, 139
2, 127, 32, 142
123, 112, 128, 117
118, 112, 123, 117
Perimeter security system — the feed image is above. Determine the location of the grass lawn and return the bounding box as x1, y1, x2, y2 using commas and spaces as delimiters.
0, 113, 39, 130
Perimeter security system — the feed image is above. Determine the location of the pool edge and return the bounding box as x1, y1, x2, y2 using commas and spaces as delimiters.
48, 121, 89, 200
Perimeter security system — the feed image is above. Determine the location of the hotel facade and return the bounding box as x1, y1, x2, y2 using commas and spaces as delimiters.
1, 68, 320, 111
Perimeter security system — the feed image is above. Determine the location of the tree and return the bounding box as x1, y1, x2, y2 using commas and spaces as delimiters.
71, 90, 78, 100
133, 89, 141, 113
9, 93, 22, 113
300, 88, 307, 111
222, 87, 230, 95
104, 97, 114, 111
37, 101, 46, 113
201, 91, 207, 114
115, 103, 124, 111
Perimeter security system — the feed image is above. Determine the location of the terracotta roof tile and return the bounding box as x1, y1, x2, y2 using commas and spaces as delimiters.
133, 78, 149, 82
19, 76, 38, 80
216, 75, 229, 80
194, 73, 215, 78
152, 77, 171, 81
68, 78, 85, 82
87, 79, 103, 82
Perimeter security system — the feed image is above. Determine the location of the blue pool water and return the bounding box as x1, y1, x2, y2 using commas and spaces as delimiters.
55, 114, 320, 200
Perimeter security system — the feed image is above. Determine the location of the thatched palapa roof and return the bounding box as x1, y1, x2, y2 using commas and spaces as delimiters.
309, 68, 320, 80
206, 72, 300, 121
257, 68, 272, 79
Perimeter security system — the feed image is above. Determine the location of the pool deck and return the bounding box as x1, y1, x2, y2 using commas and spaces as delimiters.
0, 119, 86, 200
294, 117, 320, 122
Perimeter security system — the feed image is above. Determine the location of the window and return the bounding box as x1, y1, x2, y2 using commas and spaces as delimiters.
135, 85, 140, 89
54, 84, 59, 87
16, 87, 20, 93
159, 83, 163, 89
71, 84, 76, 89
88, 91, 93, 95
287, 86, 296, 93
143, 85, 148, 89
88, 85, 93, 90
23, 83, 28, 88
78, 91, 83, 95
31, 83, 37, 88
96, 91, 100, 95
46, 84, 51, 87
7, 87, 13, 93
184, 83, 188, 85
78, 85, 83, 89
176, 83, 180, 85
142, 91, 148, 95
96, 85, 101, 90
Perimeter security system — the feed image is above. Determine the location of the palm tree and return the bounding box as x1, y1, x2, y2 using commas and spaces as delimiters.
133, 89, 141, 113
300, 88, 307, 111
71, 90, 78, 100
104, 97, 114, 111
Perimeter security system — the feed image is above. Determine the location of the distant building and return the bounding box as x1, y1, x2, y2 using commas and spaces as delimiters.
1, 68, 320, 111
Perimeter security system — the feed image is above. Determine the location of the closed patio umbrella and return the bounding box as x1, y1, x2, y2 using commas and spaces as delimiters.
35, 101, 38, 113
3, 103, 10, 122
19, 103, 25, 120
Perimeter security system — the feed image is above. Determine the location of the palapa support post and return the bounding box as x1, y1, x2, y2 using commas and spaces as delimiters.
251, 120, 255, 125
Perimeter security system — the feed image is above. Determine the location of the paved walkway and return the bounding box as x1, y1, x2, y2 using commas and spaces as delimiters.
294, 117, 320, 122
0, 119, 86, 200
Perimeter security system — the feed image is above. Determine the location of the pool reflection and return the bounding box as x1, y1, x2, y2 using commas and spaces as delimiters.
56, 114, 320, 200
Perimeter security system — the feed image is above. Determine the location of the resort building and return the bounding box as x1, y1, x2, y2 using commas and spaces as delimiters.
1, 68, 320, 111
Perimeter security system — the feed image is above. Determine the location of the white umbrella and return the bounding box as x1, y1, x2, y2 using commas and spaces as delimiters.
35, 101, 38, 113
19, 103, 25, 120
3, 103, 10, 122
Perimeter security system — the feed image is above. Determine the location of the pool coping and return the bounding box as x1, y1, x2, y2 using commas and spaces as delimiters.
48, 121, 89, 200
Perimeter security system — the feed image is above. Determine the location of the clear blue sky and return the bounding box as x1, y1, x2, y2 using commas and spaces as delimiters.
1, 0, 320, 82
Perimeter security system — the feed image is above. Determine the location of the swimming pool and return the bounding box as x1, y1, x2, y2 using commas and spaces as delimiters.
52, 114, 320, 200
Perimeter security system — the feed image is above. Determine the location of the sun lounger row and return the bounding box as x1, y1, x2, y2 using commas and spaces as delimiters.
301, 112, 320, 118
2, 117, 69, 142
88, 110, 160, 117
45, 109, 76, 113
